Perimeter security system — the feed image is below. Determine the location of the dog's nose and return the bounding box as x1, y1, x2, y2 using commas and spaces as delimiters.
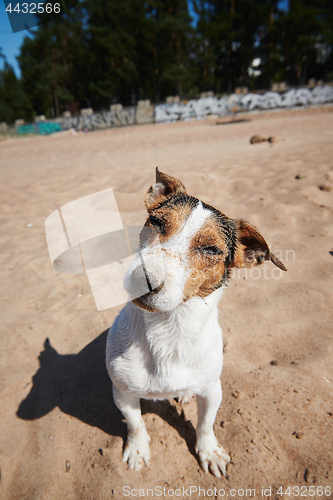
130, 262, 164, 296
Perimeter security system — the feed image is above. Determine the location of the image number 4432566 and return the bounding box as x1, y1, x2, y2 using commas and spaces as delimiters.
4, 0, 78, 33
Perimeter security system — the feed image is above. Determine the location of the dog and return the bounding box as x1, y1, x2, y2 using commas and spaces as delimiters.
106, 168, 287, 477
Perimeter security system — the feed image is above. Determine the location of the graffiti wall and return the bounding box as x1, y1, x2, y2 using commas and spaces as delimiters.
154, 85, 333, 123
7, 84, 333, 135
62, 107, 136, 131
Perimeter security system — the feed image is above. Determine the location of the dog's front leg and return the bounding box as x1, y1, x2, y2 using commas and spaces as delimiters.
196, 379, 230, 478
113, 385, 151, 470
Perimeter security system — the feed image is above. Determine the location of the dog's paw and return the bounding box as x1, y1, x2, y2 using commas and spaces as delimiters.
196, 442, 230, 478
123, 428, 151, 471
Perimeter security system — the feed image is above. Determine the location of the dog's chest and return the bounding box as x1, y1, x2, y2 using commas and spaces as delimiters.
107, 299, 223, 400
112, 342, 221, 399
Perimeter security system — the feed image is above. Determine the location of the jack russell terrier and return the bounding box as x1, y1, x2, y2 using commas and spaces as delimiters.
106, 168, 286, 477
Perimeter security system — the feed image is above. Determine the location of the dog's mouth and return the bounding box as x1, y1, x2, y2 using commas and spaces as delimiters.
132, 290, 162, 312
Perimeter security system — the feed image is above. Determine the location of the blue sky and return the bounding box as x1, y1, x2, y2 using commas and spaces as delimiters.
0, 1, 34, 75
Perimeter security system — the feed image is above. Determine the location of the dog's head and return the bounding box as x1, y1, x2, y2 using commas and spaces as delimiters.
127, 168, 286, 312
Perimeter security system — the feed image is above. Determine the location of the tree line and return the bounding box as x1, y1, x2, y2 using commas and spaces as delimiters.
1, 0, 332, 124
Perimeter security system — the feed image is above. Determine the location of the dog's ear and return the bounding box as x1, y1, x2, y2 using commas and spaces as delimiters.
144, 168, 187, 211
231, 219, 287, 271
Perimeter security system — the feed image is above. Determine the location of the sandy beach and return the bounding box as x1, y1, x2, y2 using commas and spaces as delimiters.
0, 107, 332, 499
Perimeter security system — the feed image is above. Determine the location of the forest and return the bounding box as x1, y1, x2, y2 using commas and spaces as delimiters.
0, 0, 332, 123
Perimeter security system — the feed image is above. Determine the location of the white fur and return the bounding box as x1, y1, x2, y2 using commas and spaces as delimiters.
106, 202, 230, 477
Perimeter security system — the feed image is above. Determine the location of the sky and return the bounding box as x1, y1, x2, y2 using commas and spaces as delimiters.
0, 1, 34, 75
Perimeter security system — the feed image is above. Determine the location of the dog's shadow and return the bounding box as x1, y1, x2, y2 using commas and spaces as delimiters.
17, 331, 197, 458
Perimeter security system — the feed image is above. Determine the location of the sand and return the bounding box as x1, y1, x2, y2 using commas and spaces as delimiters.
0, 107, 332, 499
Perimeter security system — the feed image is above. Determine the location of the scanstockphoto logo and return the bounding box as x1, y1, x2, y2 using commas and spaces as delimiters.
232, 249, 294, 281
3, 0, 78, 33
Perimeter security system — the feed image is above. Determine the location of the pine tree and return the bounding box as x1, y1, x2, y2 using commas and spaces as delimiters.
0, 50, 31, 123
18, 5, 88, 117
149, 0, 196, 100
272, 0, 333, 85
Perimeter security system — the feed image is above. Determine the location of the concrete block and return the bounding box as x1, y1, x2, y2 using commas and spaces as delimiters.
80, 108, 94, 116
166, 96, 180, 105
137, 100, 151, 107
35, 115, 46, 122
0, 122, 8, 132
136, 103, 154, 124
110, 104, 123, 112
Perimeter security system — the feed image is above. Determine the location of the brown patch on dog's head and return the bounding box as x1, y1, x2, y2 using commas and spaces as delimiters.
144, 168, 187, 212
141, 203, 194, 246
183, 215, 232, 300
141, 170, 198, 248
182, 215, 287, 302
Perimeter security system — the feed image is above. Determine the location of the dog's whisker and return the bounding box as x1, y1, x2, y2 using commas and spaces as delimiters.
201, 296, 212, 311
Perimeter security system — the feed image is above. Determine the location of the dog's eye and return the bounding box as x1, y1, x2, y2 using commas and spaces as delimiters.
149, 216, 165, 233
200, 246, 223, 256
